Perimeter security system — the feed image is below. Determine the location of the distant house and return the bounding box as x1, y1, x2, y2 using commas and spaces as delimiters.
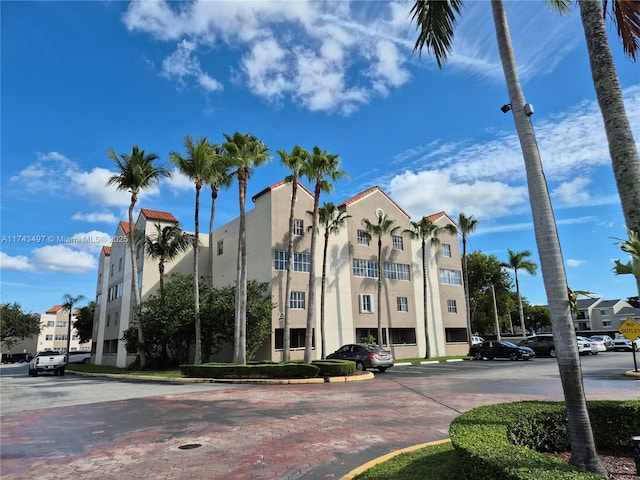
575, 298, 640, 331
36, 305, 91, 353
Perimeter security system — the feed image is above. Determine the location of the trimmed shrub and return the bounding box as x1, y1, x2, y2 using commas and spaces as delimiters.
180, 362, 320, 379
312, 359, 356, 377
450, 400, 640, 480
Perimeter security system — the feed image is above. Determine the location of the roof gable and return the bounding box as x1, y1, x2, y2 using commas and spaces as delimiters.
339, 186, 411, 219
252, 180, 314, 202
140, 208, 178, 223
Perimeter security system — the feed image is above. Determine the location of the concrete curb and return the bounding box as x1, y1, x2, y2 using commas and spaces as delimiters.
67, 370, 375, 384
624, 369, 640, 378
339, 438, 451, 480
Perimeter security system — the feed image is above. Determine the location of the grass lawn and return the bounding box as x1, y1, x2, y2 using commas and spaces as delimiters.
352, 440, 464, 480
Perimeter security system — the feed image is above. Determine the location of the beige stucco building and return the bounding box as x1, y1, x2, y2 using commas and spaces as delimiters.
36, 305, 91, 353
92, 186, 468, 367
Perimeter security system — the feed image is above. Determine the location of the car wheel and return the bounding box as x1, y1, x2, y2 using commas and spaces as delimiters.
355, 362, 365, 371
59, 368, 65, 376
509, 352, 518, 361
33, 369, 38, 377
28, 368, 34, 377
549, 348, 557, 358
377, 367, 387, 373
474, 352, 483, 360
82, 358, 90, 364
591, 351, 598, 355
488, 356, 494, 361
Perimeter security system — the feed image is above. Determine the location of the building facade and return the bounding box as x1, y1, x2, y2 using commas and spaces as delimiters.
92, 186, 469, 367
575, 298, 640, 331
36, 305, 91, 353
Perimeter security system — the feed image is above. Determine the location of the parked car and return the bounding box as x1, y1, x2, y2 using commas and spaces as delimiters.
584, 336, 606, 353
469, 340, 535, 361
517, 334, 556, 357
589, 335, 613, 351
67, 351, 91, 364
28, 350, 67, 376
471, 336, 484, 346
576, 337, 598, 355
612, 336, 640, 352
1, 352, 33, 364
326, 344, 394, 372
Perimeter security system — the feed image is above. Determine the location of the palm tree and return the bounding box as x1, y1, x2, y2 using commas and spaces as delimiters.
613, 228, 640, 283
144, 223, 191, 298
362, 210, 400, 348
222, 132, 271, 365
411, 1, 606, 473
457, 213, 478, 348
404, 217, 457, 358
170, 135, 215, 365
206, 144, 234, 286
501, 249, 538, 336
278, 145, 311, 362
106, 145, 171, 368
317, 202, 351, 359
301, 146, 347, 363
62, 293, 85, 355
576, 0, 640, 297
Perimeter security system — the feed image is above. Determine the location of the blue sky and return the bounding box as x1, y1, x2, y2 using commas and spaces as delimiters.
1, 1, 639, 315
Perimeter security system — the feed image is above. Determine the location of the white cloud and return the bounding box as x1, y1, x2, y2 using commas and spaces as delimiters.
30, 245, 97, 274
162, 39, 222, 92
0, 252, 34, 272
552, 177, 591, 205
566, 259, 586, 267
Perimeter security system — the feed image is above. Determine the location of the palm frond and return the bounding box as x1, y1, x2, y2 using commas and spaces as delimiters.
410, 0, 464, 69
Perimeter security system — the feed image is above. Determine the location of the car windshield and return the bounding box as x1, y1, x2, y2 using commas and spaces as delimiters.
501, 341, 518, 348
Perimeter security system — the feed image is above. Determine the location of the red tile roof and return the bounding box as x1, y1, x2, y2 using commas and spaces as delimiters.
140, 208, 178, 223
252, 180, 314, 202
339, 186, 411, 219
102, 246, 111, 256
427, 211, 458, 226
118, 221, 130, 234
46, 305, 63, 314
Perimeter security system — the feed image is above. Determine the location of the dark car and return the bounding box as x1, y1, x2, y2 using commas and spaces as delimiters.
517, 334, 557, 357
469, 340, 535, 361
326, 344, 394, 372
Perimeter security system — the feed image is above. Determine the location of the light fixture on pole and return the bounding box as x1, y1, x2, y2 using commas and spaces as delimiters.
500, 103, 512, 113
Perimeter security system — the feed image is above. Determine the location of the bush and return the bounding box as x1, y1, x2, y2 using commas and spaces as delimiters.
180, 362, 320, 379
449, 400, 640, 480
312, 359, 356, 377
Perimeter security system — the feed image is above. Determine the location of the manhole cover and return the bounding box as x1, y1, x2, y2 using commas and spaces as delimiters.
178, 443, 202, 450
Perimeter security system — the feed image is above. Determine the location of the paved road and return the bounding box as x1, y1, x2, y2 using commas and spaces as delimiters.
1, 354, 638, 480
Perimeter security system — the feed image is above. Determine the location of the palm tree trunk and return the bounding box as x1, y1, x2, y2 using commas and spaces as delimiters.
304, 184, 321, 363
194, 184, 201, 364
320, 229, 330, 359
516, 273, 526, 336
283, 182, 298, 362
128, 195, 145, 367
491, 1, 605, 474
462, 237, 473, 348
578, 0, 640, 296
209, 187, 218, 286
234, 169, 248, 364
422, 239, 431, 358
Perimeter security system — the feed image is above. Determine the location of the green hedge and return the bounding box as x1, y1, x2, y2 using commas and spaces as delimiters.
180, 362, 320, 379
312, 359, 356, 377
449, 400, 640, 480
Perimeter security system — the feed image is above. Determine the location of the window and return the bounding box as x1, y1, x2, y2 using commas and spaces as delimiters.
445, 328, 467, 343
397, 297, 408, 312
107, 315, 110, 327
290, 291, 305, 309
275, 328, 314, 349
353, 259, 378, 278
45, 334, 53, 341
118, 257, 123, 271
274, 250, 287, 270
392, 235, 403, 251
54, 334, 68, 341
384, 262, 410, 280
440, 268, 462, 285
599, 309, 608, 315
441, 244, 451, 257
356, 328, 387, 346
390, 328, 416, 345
138, 271, 143, 290
47, 321, 54, 327
108, 286, 116, 302
293, 252, 310, 272
217, 239, 223, 255
96, 293, 102, 306
359, 294, 374, 313
117, 282, 123, 298
357, 230, 370, 245
115, 312, 119, 325
110, 264, 114, 277
57, 321, 67, 328
293, 219, 304, 236
602, 320, 612, 327
447, 299, 457, 313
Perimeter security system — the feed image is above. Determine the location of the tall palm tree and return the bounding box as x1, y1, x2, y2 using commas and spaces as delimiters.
576, 0, 640, 296
62, 293, 85, 355
222, 132, 271, 365
501, 249, 538, 336
170, 135, 215, 365
411, 1, 605, 473
457, 213, 478, 348
362, 210, 400, 348
144, 223, 191, 298
301, 146, 347, 363
317, 202, 351, 359
278, 145, 311, 362
106, 145, 171, 368
206, 144, 234, 287
613, 228, 640, 283
404, 217, 457, 358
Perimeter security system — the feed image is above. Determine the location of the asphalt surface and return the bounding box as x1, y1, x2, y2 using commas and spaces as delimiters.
1, 354, 638, 480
